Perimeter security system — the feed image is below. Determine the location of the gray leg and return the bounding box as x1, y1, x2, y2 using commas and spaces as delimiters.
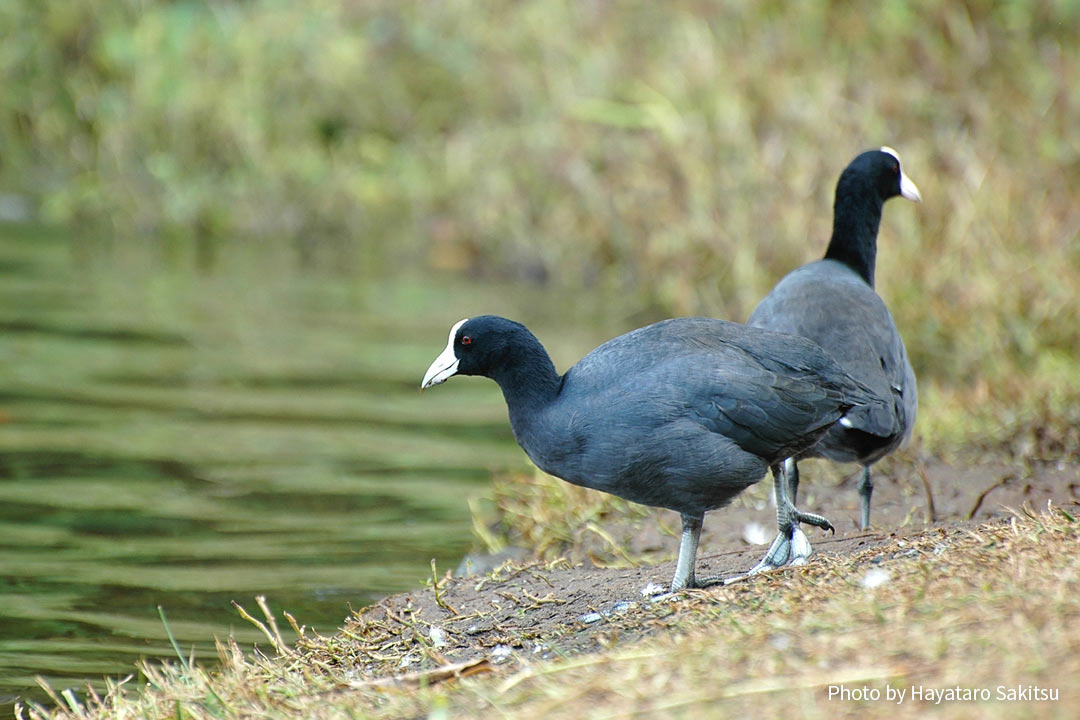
741, 525, 813, 578
736, 460, 832, 578
858, 465, 873, 529
670, 513, 703, 591
781, 458, 833, 531
787, 457, 801, 505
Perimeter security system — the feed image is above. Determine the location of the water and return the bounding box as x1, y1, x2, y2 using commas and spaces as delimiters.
0, 224, 615, 713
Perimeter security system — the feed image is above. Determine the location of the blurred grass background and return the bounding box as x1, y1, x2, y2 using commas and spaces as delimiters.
2, 0, 1078, 453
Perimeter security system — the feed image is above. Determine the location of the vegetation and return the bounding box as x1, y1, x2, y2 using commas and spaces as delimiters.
4, 1, 1079, 452
4, 0, 1079, 716
19, 506, 1080, 719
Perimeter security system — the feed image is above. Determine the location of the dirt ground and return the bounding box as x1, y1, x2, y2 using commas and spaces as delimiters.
311, 457, 1080, 681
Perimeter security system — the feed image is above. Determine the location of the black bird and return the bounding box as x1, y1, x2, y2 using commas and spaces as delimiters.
422, 315, 884, 590
748, 147, 920, 570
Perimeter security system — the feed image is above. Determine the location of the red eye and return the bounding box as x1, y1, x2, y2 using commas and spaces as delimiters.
461, 336, 472, 346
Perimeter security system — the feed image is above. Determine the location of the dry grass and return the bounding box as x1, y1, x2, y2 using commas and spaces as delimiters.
481, 508, 1079, 720
9, 3, 1080, 717
21, 504, 1080, 719
472, 465, 663, 567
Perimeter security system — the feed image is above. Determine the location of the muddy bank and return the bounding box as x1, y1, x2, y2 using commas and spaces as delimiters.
304, 458, 1079, 682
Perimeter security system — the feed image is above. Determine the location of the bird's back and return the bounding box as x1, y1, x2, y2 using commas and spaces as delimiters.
517, 317, 878, 514
749, 259, 917, 461
570, 316, 865, 392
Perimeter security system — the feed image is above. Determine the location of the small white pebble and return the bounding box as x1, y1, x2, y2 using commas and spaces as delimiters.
742, 521, 770, 546
490, 645, 513, 664
580, 612, 603, 624
611, 601, 636, 614
769, 634, 792, 651
649, 591, 679, 603
640, 582, 668, 597
861, 567, 892, 589
428, 626, 447, 647
399, 654, 416, 668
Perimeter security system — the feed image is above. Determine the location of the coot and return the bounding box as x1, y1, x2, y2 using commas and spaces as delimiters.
422, 315, 883, 589
748, 147, 920, 570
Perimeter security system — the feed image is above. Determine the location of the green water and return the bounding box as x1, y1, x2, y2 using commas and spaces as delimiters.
0, 224, 616, 713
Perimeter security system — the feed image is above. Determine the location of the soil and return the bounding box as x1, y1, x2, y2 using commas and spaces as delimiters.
313, 457, 1080, 683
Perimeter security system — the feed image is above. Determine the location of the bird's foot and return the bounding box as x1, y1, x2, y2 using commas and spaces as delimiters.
724, 526, 813, 584
776, 484, 834, 534
790, 507, 834, 533
641, 574, 725, 601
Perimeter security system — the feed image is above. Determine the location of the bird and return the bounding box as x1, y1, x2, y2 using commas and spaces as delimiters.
421, 314, 886, 590
747, 146, 921, 571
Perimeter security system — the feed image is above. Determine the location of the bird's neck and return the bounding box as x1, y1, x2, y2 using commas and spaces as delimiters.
823, 186, 882, 287
490, 342, 563, 434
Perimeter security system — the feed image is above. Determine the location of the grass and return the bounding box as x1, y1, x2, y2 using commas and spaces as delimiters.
3, 0, 1080, 452
6, 2, 1080, 716
470, 465, 661, 567
18, 504, 1080, 719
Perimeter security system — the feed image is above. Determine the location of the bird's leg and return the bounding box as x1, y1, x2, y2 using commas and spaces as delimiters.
738, 463, 809, 575
669, 513, 703, 591
738, 526, 814, 579
787, 457, 801, 504
858, 465, 873, 529
645, 513, 725, 596
779, 457, 833, 531
734, 459, 832, 579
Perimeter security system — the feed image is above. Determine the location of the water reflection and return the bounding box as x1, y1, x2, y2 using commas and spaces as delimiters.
0, 224, 615, 712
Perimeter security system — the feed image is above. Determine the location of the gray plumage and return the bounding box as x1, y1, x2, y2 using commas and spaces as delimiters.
423, 314, 885, 589
749, 147, 920, 532
750, 259, 916, 465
